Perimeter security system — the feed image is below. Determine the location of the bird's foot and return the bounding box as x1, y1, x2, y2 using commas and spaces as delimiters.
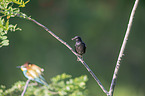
76, 55, 83, 61
77, 57, 80, 61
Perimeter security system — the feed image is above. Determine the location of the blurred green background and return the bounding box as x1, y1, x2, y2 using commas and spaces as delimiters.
0, 0, 145, 96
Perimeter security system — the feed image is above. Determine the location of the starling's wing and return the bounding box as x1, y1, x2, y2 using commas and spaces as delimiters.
74, 45, 77, 53
82, 42, 86, 53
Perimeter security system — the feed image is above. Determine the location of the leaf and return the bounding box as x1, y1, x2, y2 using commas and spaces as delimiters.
5, 20, 9, 31
0, 74, 88, 95
2, 39, 9, 46
0, 28, 3, 32
12, 0, 30, 7
0, 18, 4, 26
1, 36, 7, 40
0, 0, 28, 48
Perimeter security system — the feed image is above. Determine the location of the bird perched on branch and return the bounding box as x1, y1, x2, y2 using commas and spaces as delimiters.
17, 62, 48, 86
72, 36, 86, 60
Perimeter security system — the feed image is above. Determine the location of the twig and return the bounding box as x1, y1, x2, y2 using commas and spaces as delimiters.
21, 79, 30, 96
77, 57, 108, 94
108, 0, 139, 96
26, 17, 108, 94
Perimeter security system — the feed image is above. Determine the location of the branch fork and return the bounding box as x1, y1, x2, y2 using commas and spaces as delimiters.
20, 0, 139, 95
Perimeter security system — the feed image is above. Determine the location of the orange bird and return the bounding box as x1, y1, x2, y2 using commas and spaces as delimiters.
17, 62, 48, 86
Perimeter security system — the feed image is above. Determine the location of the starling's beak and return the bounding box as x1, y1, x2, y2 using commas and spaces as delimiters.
72, 36, 78, 40
16, 66, 21, 68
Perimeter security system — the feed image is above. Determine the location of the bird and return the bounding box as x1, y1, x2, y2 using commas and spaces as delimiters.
17, 62, 48, 86
72, 36, 86, 60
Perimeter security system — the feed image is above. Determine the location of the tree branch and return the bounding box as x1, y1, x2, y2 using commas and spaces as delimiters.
26, 17, 108, 94
21, 79, 30, 96
108, 0, 139, 96
19, 0, 139, 95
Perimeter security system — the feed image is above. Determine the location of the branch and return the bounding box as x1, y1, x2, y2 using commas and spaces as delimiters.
21, 79, 30, 96
108, 0, 139, 96
26, 17, 108, 94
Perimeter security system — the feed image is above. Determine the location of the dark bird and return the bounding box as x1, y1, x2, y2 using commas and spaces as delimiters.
72, 36, 86, 60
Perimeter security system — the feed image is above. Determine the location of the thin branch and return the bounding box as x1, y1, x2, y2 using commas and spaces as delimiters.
26, 17, 108, 94
108, 0, 139, 96
77, 57, 108, 94
21, 79, 30, 96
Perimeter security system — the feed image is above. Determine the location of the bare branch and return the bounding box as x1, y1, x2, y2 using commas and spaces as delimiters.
21, 79, 30, 96
77, 57, 108, 94
27, 17, 108, 94
108, 0, 139, 96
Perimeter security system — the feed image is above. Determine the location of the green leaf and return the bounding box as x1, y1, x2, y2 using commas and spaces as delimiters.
5, 20, 9, 31
1, 36, 7, 40
0, 74, 88, 95
0, 32, 6, 35
0, 18, 4, 26
2, 39, 9, 46
0, 28, 3, 32
12, 0, 30, 7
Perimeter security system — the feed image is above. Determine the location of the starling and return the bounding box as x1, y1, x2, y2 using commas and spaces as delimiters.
72, 36, 86, 60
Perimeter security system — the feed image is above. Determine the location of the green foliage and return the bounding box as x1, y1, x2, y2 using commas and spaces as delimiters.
0, 17, 21, 47
0, 0, 29, 47
0, 73, 88, 96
